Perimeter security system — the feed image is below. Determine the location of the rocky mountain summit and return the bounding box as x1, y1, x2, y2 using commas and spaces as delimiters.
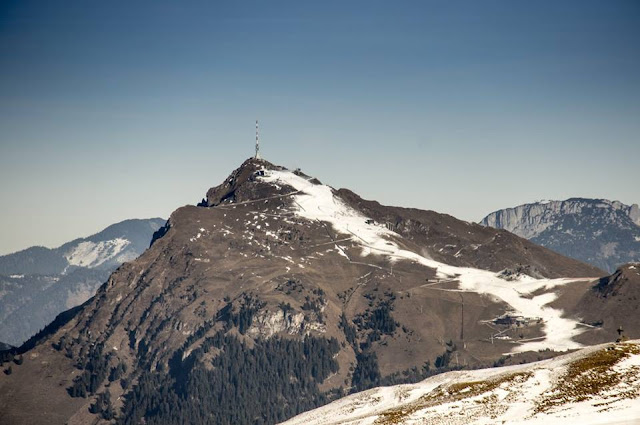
0, 158, 623, 425
481, 198, 640, 273
0, 218, 165, 346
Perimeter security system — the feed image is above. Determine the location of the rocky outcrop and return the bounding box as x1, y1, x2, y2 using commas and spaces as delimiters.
247, 309, 325, 338
205, 158, 287, 206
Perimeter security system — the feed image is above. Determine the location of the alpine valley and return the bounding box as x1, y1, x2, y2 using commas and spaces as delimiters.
1, 158, 637, 425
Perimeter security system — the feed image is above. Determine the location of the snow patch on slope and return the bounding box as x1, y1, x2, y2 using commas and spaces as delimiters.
260, 170, 596, 353
64, 238, 131, 268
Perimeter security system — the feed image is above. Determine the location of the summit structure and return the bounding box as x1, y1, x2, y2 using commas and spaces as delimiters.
255, 119, 261, 159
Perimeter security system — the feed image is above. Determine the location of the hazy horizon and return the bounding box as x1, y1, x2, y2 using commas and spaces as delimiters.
1, 0, 639, 255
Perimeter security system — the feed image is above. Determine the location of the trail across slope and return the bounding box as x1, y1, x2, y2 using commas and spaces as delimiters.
260, 169, 597, 353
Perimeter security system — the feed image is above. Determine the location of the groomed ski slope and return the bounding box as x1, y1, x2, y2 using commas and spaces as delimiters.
260, 169, 596, 354
280, 341, 640, 425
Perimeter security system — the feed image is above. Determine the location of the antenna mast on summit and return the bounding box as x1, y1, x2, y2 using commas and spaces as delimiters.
255, 119, 261, 159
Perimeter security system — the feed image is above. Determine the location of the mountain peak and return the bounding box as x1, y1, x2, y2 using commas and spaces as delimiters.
203, 157, 287, 207
0, 161, 611, 425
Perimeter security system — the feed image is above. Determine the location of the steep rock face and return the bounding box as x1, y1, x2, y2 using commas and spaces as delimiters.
0, 159, 613, 425
481, 199, 640, 273
0, 218, 165, 346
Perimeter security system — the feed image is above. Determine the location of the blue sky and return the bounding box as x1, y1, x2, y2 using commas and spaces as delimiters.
0, 0, 639, 254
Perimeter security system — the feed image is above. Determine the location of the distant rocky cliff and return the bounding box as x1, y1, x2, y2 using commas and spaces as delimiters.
481, 199, 640, 273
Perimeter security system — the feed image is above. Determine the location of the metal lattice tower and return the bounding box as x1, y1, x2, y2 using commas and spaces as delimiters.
255, 120, 261, 159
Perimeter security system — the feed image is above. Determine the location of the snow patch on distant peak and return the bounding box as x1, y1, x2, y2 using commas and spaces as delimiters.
260, 169, 593, 353
64, 238, 131, 268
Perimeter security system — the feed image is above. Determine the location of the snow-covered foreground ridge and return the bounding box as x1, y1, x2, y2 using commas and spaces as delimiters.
259, 169, 596, 353
281, 340, 640, 425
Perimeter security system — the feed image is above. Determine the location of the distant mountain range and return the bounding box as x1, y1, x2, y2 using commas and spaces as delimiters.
481, 198, 640, 273
0, 218, 165, 346
0, 218, 166, 275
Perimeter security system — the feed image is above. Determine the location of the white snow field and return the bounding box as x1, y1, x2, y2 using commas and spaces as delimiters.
281, 341, 640, 425
260, 169, 597, 354
64, 237, 132, 268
